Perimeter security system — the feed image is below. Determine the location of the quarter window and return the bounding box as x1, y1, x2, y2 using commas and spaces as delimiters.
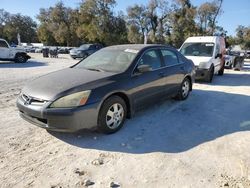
138, 50, 162, 70
161, 49, 179, 66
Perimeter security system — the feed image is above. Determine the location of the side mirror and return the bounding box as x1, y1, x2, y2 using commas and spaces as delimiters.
215, 53, 222, 59
137, 64, 152, 73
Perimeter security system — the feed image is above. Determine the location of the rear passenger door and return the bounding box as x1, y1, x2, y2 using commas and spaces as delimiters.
160, 48, 185, 94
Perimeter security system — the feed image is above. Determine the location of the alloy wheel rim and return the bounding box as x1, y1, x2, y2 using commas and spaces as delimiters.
106, 103, 124, 129
182, 80, 190, 98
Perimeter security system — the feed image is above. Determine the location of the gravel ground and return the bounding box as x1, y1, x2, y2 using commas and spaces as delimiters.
0, 53, 250, 188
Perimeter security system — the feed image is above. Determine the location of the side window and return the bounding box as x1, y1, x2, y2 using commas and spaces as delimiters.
215, 44, 220, 56
0, 41, 9, 48
161, 49, 179, 66
138, 50, 162, 70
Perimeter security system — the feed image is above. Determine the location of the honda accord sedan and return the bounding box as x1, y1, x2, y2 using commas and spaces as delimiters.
17, 44, 195, 134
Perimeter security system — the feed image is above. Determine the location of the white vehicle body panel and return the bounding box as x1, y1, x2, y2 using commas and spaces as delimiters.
180, 36, 225, 74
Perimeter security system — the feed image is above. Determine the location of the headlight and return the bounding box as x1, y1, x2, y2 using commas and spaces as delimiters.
50, 90, 91, 108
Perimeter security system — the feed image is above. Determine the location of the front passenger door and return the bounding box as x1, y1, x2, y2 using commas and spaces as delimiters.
131, 49, 166, 111
0, 40, 10, 59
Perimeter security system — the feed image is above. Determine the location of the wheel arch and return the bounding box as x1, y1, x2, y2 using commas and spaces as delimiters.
184, 75, 193, 91
15, 52, 27, 58
99, 91, 132, 119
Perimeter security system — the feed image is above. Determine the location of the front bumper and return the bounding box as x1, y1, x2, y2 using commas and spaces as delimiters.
195, 67, 209, 80
16, 95, 100, 132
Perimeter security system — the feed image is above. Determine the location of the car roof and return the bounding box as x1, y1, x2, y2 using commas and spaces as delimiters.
104, 44, 169, 51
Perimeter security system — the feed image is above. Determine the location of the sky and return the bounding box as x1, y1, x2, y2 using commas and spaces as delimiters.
0, 0, 249, 36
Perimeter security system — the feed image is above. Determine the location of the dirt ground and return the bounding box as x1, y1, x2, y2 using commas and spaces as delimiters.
0, 53, 250, 188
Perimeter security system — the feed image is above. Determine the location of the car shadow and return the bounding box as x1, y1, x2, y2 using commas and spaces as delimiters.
212, 71, 250, 87
50, 89, 250, 154
0, 60, 47, 68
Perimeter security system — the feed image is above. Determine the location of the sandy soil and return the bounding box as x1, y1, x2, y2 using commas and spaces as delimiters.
0, 53, 250, 188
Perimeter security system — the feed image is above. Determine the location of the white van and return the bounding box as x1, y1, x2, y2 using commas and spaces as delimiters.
179, 36, 225, 82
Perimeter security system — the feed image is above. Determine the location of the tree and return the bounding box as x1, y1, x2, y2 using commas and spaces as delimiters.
37, 2, 79, 46
127, 4, 149, 43
235, 25, 250, 49
197, 0, 223, 35
78, 0, 127, 45
3, 14, 37, 43
169, 0, 197, 47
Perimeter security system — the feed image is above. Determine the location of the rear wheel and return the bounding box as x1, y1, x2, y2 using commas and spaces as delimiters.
175, 78, 191, 100
15, 54, 27, 63
98, 96, 127, 134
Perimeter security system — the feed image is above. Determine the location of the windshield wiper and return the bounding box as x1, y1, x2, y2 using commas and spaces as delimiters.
86, 68, 104, 72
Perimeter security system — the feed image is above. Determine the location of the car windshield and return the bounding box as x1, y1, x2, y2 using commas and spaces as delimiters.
180, 42, 214, 57
73, 48, 138, 72
79, 44, 91, 50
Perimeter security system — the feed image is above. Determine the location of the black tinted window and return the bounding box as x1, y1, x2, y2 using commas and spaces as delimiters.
0, 41, 8, 48
161, 49, 179, 66
138, 50, 161, 70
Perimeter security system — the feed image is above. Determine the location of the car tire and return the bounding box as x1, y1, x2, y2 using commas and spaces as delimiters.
205, 65, 214, 83
175, 77, 191, 100
218, 63, 224, 75
97, 96, 127, 134
15, 54, 27, 63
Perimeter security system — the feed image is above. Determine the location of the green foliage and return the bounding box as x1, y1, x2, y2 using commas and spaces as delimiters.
37, 2, 79, 46
235, 25, 250, 49
197, 0, 223, 35
0, 9, 37, 43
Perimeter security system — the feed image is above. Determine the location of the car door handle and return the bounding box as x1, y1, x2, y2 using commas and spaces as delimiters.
158, 72, 165, 77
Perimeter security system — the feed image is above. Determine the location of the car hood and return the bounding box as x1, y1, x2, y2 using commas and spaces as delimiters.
11, 46, 26, 53
185, 56, 212, 66
22, 68, 115, 101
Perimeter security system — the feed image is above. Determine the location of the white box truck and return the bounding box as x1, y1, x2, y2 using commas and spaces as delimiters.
179, 36, 225, 82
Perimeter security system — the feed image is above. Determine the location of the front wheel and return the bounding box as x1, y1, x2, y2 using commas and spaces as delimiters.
205, 66, 214, 83
175, 78, 191, 100
98, 96, 127, 134
15, 54, 27, 63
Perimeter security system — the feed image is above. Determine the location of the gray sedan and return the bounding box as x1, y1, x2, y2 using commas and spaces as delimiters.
17, 44, 195, 134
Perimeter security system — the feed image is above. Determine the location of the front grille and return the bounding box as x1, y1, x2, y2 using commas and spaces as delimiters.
21, 94, 47, 106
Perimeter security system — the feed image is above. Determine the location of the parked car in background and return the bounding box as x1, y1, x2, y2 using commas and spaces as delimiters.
58, 47, 69, 54
0, 38, 30, 63
17, 44, 195, 134
245, 50, 250, 59
70, 43, 103, 59
179, 36, 226, 82
35, 47, 43, 53
224, 49, 236, 69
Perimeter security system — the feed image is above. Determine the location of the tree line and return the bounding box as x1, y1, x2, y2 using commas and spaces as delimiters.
0, 0, 249, 49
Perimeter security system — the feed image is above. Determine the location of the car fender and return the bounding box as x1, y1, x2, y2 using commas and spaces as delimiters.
97, 90, 133, 118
